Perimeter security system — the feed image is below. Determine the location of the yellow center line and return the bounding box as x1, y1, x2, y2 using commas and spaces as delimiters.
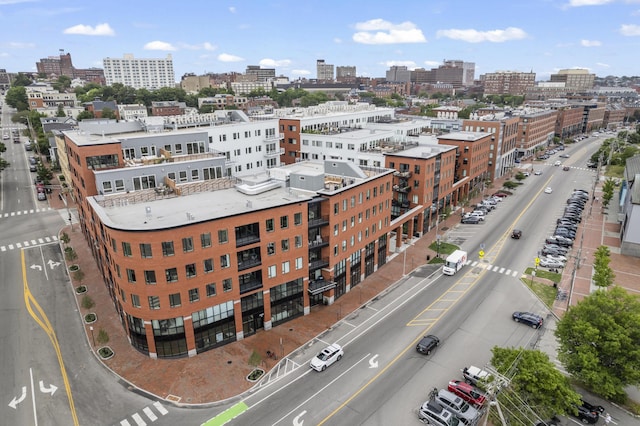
21, 250, 79, 426
318, 178, 552, 425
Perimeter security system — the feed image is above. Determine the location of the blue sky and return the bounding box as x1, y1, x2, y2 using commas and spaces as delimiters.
1, 0, 639, 83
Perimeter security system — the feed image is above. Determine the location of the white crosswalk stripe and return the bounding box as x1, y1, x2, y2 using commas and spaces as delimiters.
0, 207, 52, 219
31, 240, 37, 245
1, 246, 6, 252
16, 243, 22, 248
8, 244, 14, 250
153, 402, 168, 415
23, 241, 30, 247
38, 238, 44, 244
499, 267, 505, 273
120, 421, 132, 426
505, 269, 511, 275
142, 407, 157, 421
131, 413, 146, 426
0, 236, 59, 253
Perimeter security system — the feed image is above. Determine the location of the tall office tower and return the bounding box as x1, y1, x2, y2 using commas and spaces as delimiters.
316, 59, 335, 82
245, 65, 276, 82
481, 71, 536, 96
336, 66, 356, 82
443, 60, 475, 86
103, 54, 175, 90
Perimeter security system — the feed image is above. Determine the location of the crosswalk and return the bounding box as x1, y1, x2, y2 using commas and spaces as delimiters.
1, 207, 52, 218
119, 402, 169, 426
466, 260, 520, 278
0, 235, 58, 252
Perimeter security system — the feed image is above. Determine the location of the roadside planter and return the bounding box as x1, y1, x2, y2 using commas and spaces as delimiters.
75, 285, 87, 294
246, 368, 264, 382
98, 346, 114, 360
84, 313, 97, 324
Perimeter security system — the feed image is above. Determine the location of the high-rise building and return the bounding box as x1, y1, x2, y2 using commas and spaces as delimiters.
336, 66, 356, 83
245, 65, 276, 82
316, 59, 334, 81
35, 50, 106, 84
550, 69, 595, 91
386, 66, 411, 83
481, 71, 536, 96
103, 54, 175, 90
443, 60, 475, 86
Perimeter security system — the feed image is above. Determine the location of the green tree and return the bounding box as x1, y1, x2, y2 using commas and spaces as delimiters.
555, 286, 640, 401
592, 245, 615, 288
77, 110, 95, 121
0, 157, 9, 171
12, 73, 33, 87
199, 104, 217, 114
0, 142, 5, 154
491, 347, 581, 420
56, 104, 66, 117
5, 86, 28, 111
100, 107, 117, 119
36, 162, 54, 185
52, 75, 72, 92
601, 178, 616, 208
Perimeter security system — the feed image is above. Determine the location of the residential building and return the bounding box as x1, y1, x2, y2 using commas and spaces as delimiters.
481, 71, 536, 96
103, 54, 175, 90
463, 115, 520, 180
620, 155, 640, 257
443, 60, 475, 86
118, 104, 149, 121
603, 105, 627, 130
35, 51, 105, 85
336, 66, 356, 83
515, 109, 557, 158
61, 124, 395, 358
551, 104, 585, 140
0, 68, 10, 92
151, 101, 186, 117
180, 74, 213, 93
84, 99, 119, 119
550, 69, 595, 92
316, 60, 334, 82
198, 95, 249, 111
386, 66, 411, 83
27, 87, 78, 110
245, 66, 276, 82
230, 80, 273, 95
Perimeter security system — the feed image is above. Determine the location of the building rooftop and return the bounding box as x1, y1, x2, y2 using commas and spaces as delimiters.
384, 143, 457, 159
438, 131, 491, 141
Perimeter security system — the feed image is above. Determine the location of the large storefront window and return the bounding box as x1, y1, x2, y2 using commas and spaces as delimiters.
152, 317, 187, 358
270, 278, 304, 326
127, 314, 149, 354
192, 301, 236, 354
241, 292, 264, 337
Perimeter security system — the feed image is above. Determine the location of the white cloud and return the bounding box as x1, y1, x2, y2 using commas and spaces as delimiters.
436, 27, 527, 43
1, 41, 35, 49
291, 69, 311, 75
259, 58, 291, 67
353, 19, 426, 44
620, 24, 640, 36
179, 42, 217, 51
424, 60, 440, 67
144, 41, 177, 51
218, 53, 244, 62
229, 6, 236, 13
581, 39, 602, 46
0, 0, 37, 4
380, 60, 418, 69
63, 23, 115, 36
596, 62, 610, 67
566, 0, 613, 6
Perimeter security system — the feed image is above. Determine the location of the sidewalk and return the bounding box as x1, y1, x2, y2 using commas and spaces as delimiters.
53, 169, 640, 406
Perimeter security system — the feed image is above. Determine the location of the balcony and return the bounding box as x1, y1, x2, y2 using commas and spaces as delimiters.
308, 214, 329, 228
265, 148, 285, 158
393, 185, 411, 193
263, 133, 284, 143
309, 257, 329, 271
308, 279, 336, 295
236, 233, 260, 247
393, 170, 412, 178
309, 235, 329, 249
240, 278, 263, 294
237, 255, 261, 271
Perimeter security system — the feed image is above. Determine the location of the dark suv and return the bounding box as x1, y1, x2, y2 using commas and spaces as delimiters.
416, 335, 440, 355
512, 311, 543, 329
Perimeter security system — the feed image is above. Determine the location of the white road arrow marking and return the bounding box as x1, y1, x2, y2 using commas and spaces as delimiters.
30, 264, 42, 271
369, 354, 379, 369
8, 386, 27, 409
293, 410, 306, 426
39, 381, 57, 396
47, 260, 61, 269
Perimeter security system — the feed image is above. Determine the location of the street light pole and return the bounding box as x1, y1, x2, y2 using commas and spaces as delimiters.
89, 326, 95, 347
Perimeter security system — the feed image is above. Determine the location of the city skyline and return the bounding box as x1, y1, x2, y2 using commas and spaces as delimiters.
1, 0, 639, 82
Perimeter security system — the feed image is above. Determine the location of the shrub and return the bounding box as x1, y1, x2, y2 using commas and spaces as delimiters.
81, 295, 95, 309
65, 247, 77, 261
72, 269, 85, 284
248, 349, 262, 367
60, 232, 70, 245
97, 329, 109, 344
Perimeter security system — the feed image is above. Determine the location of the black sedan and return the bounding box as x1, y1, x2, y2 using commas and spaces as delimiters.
571, 399, 604, 424
512, 311, 544, 329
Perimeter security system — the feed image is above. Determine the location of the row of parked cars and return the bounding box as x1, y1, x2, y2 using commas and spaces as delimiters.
461, 194, 505, 224
537, 189, 589, 270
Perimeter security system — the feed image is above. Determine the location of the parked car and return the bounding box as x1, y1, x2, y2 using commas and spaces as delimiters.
491, 192, 509, 198
37, 191, 47, 201
416, 335, 440, 355
418, 399, 458, 425
461, 215, 481, 225
546, 236, 573, 247
511, 229, 522, 239
543, 253, 567, 263
571, 399, 603, 424
539, 258, 565, 269
470, 211, 485, 221
559, 154, 570, 158
555, 228, 576, 238
542, 247, 568, 257
534, 170, 542, 175
435, 389, 481, 425
544, 187, 553, 194
512, 311, 544, 329
554, 160, 562, 166
309, 344, 343, 371
462, 365, 492, 387
555, 222, 577, 231
447, 380, 487, 408
29, 164, 37, 172
543, 244, 569, 253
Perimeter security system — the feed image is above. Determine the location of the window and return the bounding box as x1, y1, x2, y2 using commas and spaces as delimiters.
200, 233, 212, 248
206, 283, 216, 297
334, 203, 339, 215
223, 279, 232, 292
282, 261, 290, 274
126, 268, 136, 283
165, 268, 178, 283
162, 241, 174, 256
189, 288, 199, 303
281, 239, 289, 252
295, 257, 303, 270
294, 212, 302, 225
268, 265, 277, 278
203, 258, 213, 273
139, 243, 152, 258
295, 235, 303, 248
182, 237, 194, 253
185, 263, 196, 278
144, 270, 156, 285
266, 218, 274, 232
169, 293, 181, 308
334, 224, 339, 236
131, 294, 140, 308
148, 295, 160, 310
122, 242, 132, 257
218, 229, 228, 244
220, 254, 230, 268
267, 242, 275, 255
